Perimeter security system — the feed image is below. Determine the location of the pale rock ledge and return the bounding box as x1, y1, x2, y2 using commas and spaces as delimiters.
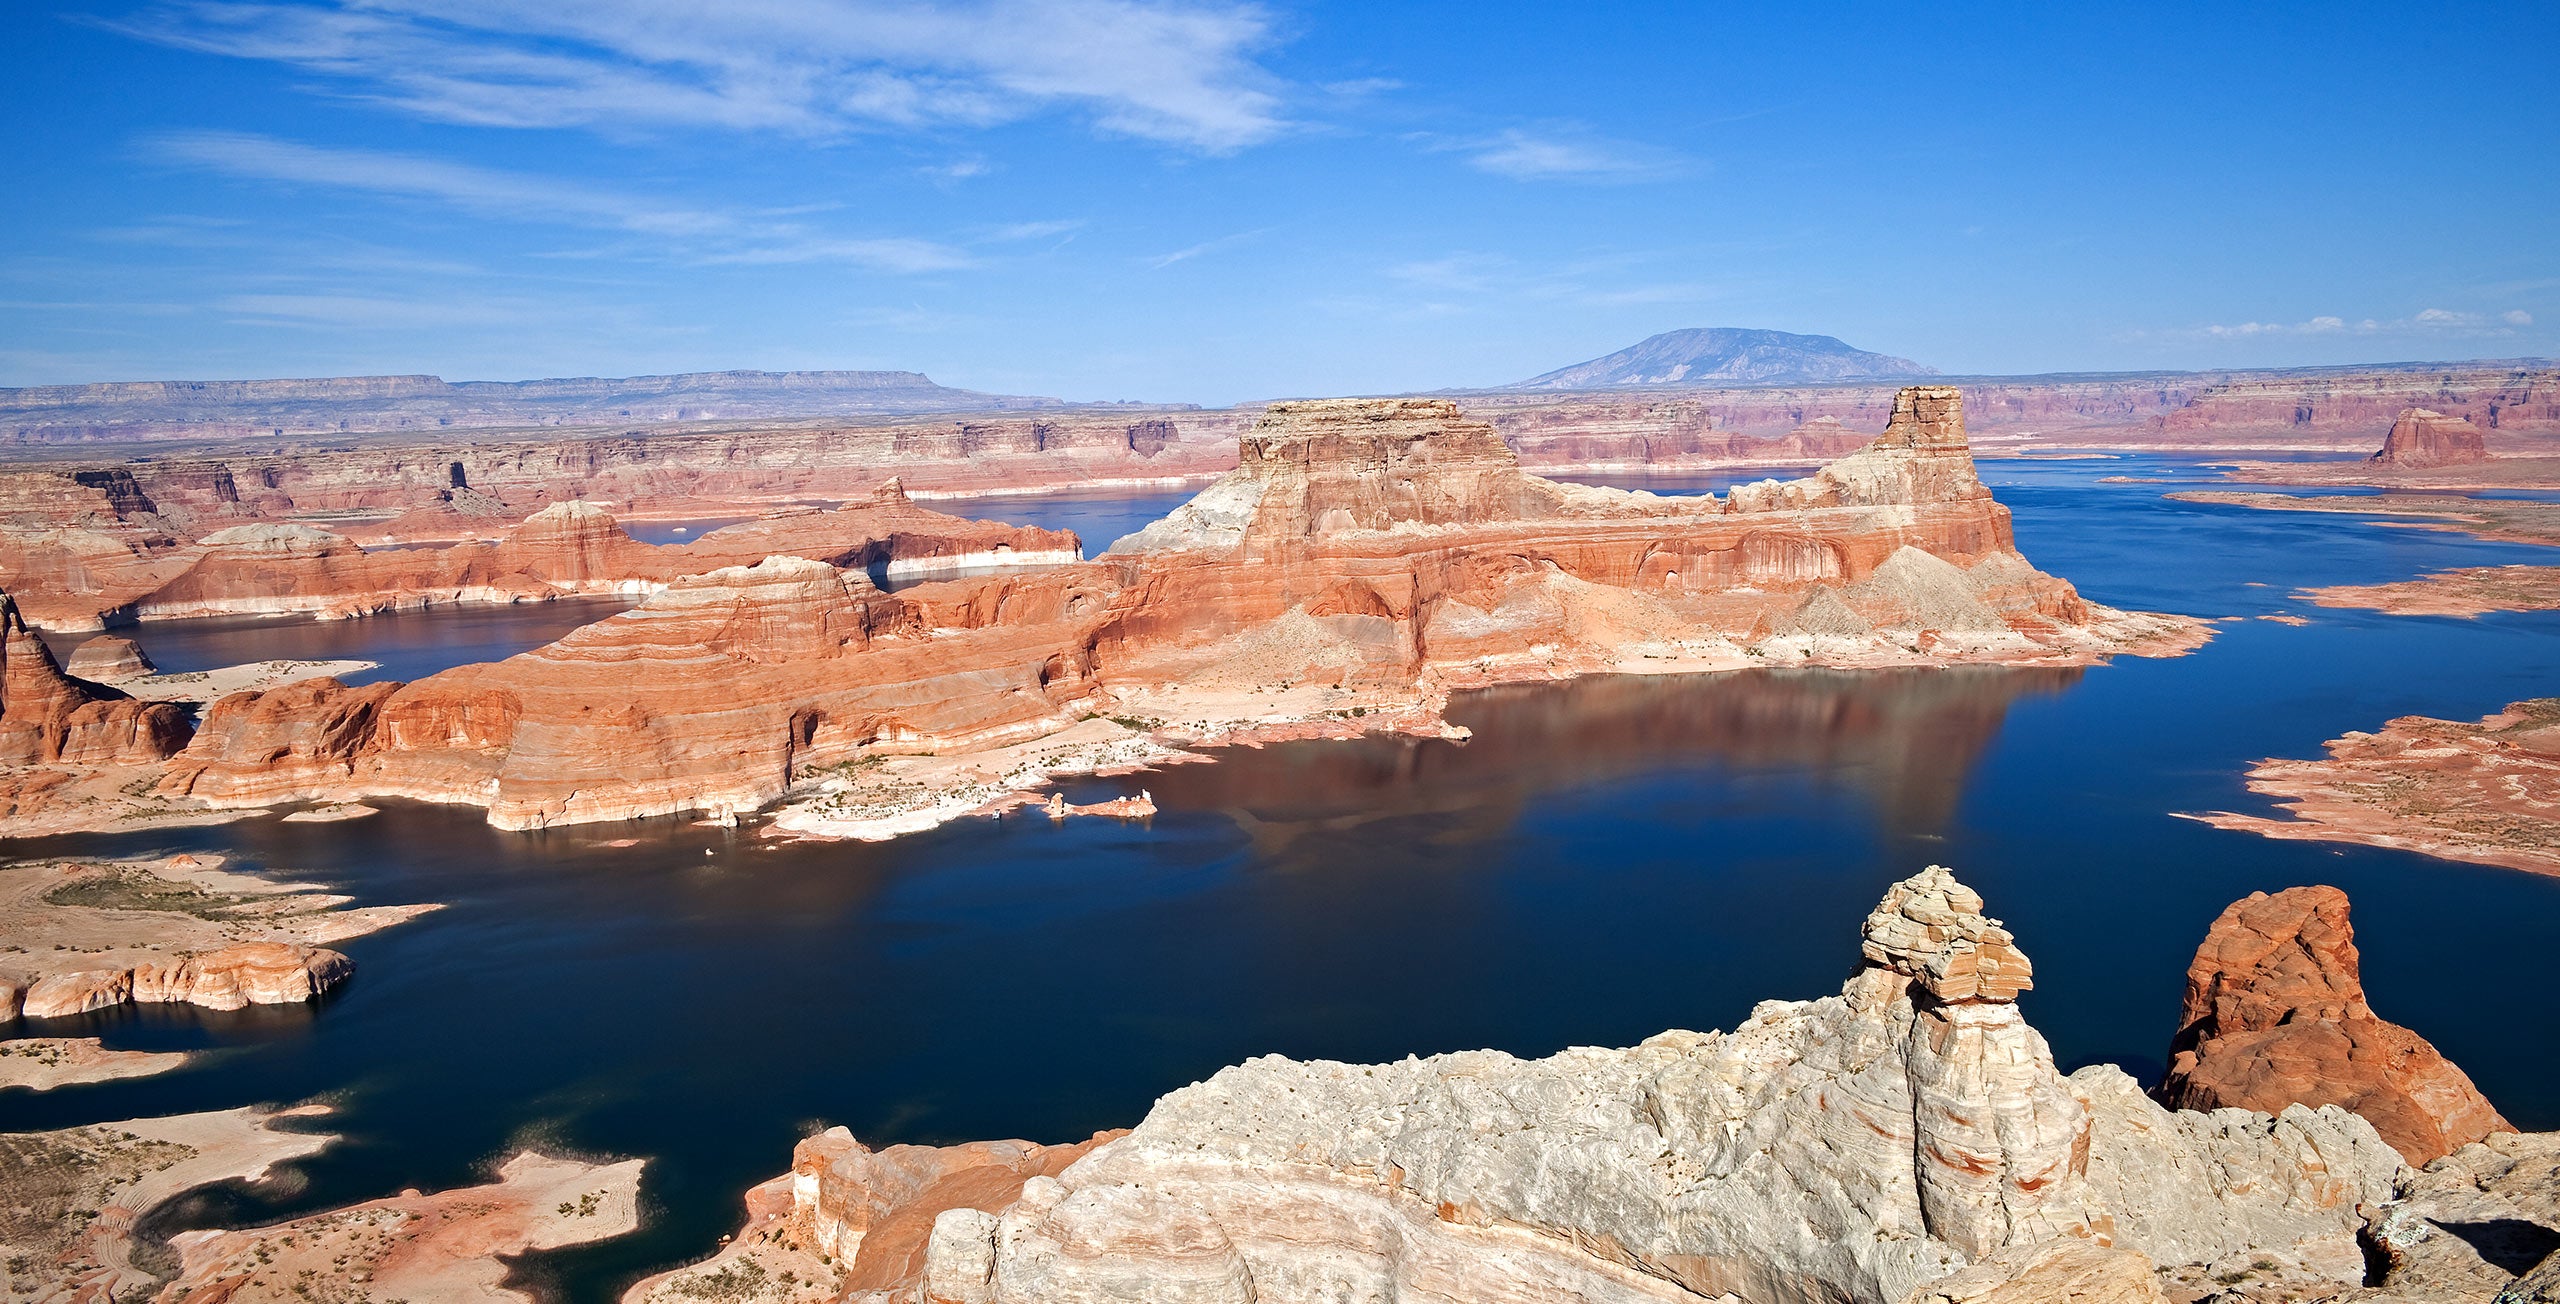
686, 866, 2409, 1304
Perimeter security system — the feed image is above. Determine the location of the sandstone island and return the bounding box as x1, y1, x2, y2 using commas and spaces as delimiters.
0, 387, 2207, 841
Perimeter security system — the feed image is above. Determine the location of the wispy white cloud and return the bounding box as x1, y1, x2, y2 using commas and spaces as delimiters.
2186, 307, 2538, 340
1461, 126, 1687, 182
146, 130, 975, 272
1144, 227, 1267, 269
217, 291, 575, 329
1380, 249, 1723, 310
982, 219, 1085, 242
110, 0, 1291, 152
1320, 77, 1402, 98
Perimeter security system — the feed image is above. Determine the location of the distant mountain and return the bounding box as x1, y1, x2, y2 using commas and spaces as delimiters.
1513, 328, 1937, 389
0, 369, 1066, 445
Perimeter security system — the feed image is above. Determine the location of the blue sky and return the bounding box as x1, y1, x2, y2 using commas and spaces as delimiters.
3, 1, 2553, 403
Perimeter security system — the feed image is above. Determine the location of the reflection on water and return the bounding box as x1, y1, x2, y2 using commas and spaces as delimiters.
3, 454, 2558, 1302
39, 597, 637, 687
1147, 667, 2081, 860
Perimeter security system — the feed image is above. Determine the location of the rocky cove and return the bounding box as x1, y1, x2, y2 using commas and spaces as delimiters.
5, 425, 2560, 1301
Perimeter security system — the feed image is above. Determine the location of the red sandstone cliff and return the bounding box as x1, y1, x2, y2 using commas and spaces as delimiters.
145, 388, 2199, 834
158, 553, 1110, 827
2158, 885, 2511, 1164
2371, 407, 2490, 468
0, 593, 190, 766
0, 484, 1082, 630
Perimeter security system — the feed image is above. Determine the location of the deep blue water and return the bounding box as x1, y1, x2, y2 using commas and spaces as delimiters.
4, 456, 2558, 1301
932, 486, 1202, 555
39, 597, 639, 689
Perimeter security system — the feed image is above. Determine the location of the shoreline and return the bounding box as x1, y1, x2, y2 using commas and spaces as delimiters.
2186, 697, 2560, 879
14, 610, 2214, 847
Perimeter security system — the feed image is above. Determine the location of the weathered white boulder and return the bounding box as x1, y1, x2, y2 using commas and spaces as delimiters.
923, 866, 2406, 1304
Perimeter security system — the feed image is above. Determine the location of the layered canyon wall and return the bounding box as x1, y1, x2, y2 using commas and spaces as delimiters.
0, 368, 1067, 444
0, 480, 1078, 630
139, 388, 2203, 835
1, 365, 2551, 557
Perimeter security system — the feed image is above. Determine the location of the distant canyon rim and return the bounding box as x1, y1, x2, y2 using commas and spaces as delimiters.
6, 346, 2560, 1304
1, 386, 2208, 841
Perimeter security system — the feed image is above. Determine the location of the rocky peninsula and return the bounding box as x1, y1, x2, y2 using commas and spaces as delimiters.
3, 387, 2207, 840
0, 851, 435, 1089
2192, 697, 2560, 876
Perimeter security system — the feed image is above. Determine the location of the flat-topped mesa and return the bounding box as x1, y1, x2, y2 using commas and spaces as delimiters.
1858, 863, 2034, 1002
1239, 398, 1544, 536
0, 592, 191, 765
62, 634, 155, 682
125, 386, 2199, 836
2371, 406, 2488, 468
1115, 398, 1579, 556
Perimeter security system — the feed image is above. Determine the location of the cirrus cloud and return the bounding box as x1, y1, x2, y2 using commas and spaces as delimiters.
2191, 307, 2536, 339
109, 0, 1292, 152
146, 129, 981, 272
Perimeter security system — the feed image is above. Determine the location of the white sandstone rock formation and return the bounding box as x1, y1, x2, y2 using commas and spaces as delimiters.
914, 865, 2404, 1304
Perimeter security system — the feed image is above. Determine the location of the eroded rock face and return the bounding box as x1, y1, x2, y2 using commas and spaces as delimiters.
1102, 388, 2158, 694
62, 634, 155, 681
0, 592, 190, 765
903, 867, 2401, 1304
1, 488, 1080, 628
2363, 1130, 2560, 1303
2158, 885, 2512, 1164
142, 389, 2202, 834
19, 942, 352, 1019
2374, 407, 2491, 468
161, 553, 1105, 828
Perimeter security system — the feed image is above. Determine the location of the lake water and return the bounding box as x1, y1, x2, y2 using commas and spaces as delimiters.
6, 454, 2559, 1301
39, 597, 639, 689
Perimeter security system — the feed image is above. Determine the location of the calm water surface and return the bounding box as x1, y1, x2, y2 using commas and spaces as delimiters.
40, 597, 638, 688
5, 454, 2558, 1301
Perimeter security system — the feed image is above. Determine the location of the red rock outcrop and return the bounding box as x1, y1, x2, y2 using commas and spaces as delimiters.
140, 388, 2201, 834
2372, 406, 2491, 467
2153, 366, 2558, 445
2159, 885, 2512, 1164
1099, 388, 2108, 691
62, 635, 155, 681
0, 593, 190, 765
19, 941, 353, 1018
158, 552, 1110, 827
165, 676, 405, 805
20, 490, 1079, 628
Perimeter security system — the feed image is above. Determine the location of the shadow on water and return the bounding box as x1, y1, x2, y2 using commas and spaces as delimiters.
3, 453, 2557, 1300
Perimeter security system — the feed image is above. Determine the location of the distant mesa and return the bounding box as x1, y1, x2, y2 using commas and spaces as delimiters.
1512, 327, 1938, 390
2371, 406, 2488, 468
0, 368, 1071, 444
